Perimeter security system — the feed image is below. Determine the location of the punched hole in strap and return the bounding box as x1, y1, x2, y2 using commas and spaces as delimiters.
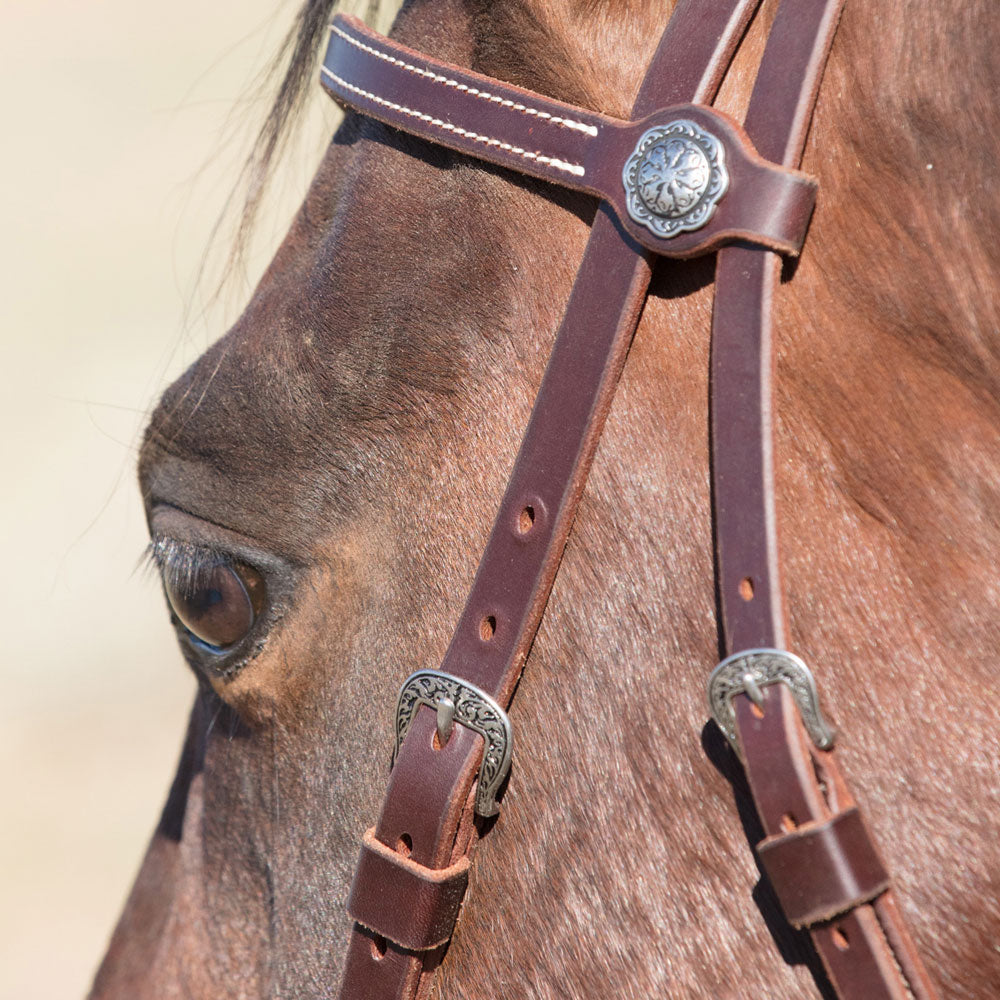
512, 496, 545, 540
518, 505, 535, 534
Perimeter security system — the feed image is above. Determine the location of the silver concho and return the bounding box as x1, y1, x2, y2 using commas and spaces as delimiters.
707, 648, 836, 756
622, 119, 728, 239
395, 669, 512, 817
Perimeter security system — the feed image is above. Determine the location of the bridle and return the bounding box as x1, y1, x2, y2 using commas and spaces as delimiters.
317, 2, 939, 997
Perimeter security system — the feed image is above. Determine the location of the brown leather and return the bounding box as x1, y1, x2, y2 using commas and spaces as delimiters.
339, 712, 482, 997
336, 1, 764, 997
876, 892, 943, 1000
712, 246, 785, 652
710, 1, 937, 996
348, 827, 472, 951
322, 15, 818, 258
326, 0, 941, 998
374, 711, 483, 869
336, 205, 658, 1000
734, 689, 937, 999
756, 807, 889, 928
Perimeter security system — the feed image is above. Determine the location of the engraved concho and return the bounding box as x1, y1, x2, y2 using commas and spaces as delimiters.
622, 119, 728, 239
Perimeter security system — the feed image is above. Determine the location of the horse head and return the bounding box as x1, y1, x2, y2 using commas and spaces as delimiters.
92, 1, 1000, 996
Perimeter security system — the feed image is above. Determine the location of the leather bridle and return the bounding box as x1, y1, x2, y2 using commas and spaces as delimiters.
318, 2, 940, 997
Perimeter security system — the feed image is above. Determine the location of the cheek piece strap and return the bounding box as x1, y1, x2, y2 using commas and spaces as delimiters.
319, 4, 939, 999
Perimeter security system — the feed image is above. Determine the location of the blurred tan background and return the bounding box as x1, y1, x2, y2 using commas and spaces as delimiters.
0, 2, 394, 996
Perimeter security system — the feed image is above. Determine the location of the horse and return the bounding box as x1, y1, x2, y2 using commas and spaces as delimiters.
90, 0, 1000, 997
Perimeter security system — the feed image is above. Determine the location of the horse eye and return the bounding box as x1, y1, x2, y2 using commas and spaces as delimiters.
164, 560, 266, 650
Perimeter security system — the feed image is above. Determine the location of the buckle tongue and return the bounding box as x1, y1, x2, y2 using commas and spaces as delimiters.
708, 648, 836, 756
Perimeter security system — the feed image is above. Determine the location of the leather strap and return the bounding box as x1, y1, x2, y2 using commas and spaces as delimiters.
323, 1, 941, 998
735, 690, 931, 998
711, 1, 937, 997
338, 713, 482, 996
322, 15, 818, 258
334, 2, 763, 997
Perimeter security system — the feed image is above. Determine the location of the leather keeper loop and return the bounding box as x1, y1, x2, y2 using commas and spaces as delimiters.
756, 807, 890, 928
347, 827, 471, 951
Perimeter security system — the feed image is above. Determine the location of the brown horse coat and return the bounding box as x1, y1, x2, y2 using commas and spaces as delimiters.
93, 1, 1000, 997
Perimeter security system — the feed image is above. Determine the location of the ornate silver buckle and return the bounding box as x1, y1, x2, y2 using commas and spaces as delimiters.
707, 648, 836, 756
395, 669, 513, 818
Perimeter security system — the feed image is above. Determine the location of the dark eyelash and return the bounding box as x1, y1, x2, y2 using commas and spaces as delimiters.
144, 535, 233, 595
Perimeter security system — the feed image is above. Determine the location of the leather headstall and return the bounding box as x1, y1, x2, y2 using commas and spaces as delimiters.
319, 3, 940, 999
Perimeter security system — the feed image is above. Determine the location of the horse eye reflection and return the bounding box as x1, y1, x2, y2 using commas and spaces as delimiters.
164, 561, 266, 650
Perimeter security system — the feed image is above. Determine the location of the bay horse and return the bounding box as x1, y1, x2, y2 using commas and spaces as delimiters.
92, 0, 1000, 997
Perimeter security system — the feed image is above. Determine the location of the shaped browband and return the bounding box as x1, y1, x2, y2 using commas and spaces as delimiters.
321, 15, 818, 258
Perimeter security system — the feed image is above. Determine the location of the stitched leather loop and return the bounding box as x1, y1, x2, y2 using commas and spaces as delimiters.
321, 15, 817, 257
348, 828, 471, 951
757, 807, 890, 927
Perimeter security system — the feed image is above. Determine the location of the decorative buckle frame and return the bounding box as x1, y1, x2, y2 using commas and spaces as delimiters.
707, 648, 836, 756
395, 669, 513, 817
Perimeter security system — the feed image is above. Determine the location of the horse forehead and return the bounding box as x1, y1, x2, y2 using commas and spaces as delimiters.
136, 4, 603, 549
139, 263, 388, 548
137, 195, 505, 553
146, 282, 321, 441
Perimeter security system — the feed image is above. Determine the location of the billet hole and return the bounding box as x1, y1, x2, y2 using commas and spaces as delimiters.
396, 833, 413, 857
479, 615, 496, 641
779, 813, 797, 833
371, 934, 388, 960
832, 926, 850, 950
739, 577, 755, 601
518, 505, 535, 534
750, 701, 765, 719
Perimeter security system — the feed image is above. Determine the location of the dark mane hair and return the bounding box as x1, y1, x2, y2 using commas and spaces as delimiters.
226, 1, 392, 274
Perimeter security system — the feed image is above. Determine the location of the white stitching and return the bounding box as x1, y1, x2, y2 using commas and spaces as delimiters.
322, 66, 587, 178
330, 23, 599, 138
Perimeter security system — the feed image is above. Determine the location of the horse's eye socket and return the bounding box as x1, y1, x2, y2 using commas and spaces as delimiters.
164, 561, 266, 650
